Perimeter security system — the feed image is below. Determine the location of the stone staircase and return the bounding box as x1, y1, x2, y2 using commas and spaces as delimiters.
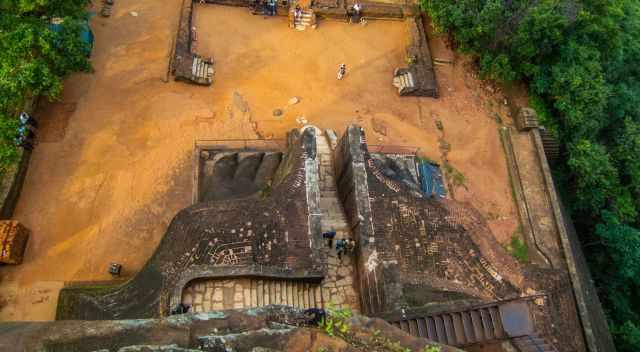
316, 131, 350, 233
538, 128, 560, 165
390, 304, 507, 347
392, 68, 416, 95
292, 9, 317, 31
388, 299, 557, 350
191, 55, 214, 85
182, 278, 324, 312
512, 335, 559, 352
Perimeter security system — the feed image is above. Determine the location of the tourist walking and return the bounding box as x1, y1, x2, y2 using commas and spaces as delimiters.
337, 63, 346, 80
171, 303, 190, 315
294, 5, 302, 20
268, 0, 277, 16
322, 230, 336, 248
335, 238, 346, 259
303, 307, 326, 326
344, 238, 355, 254
14, 135, 33, 151
19, 112, 38, 128
350, 3, 362, 23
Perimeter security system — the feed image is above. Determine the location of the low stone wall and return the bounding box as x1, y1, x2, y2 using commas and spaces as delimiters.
500, 112, 615, 351
3, 306, 461, 352
333, 126, 384, 316
0, 150, 31, 219
529, 128, 615, 352
498, 127, 553, 267
173, 0, 194, 80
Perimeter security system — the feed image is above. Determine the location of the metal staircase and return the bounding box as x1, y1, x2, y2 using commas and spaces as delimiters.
390, 303, 506, 346
388, 298, 559, 350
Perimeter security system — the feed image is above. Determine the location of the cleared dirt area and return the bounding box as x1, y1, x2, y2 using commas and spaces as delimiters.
0, 2, 519, 320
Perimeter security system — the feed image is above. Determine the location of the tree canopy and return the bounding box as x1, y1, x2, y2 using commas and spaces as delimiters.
0, 0, 91, 172
421, 0, 640, 348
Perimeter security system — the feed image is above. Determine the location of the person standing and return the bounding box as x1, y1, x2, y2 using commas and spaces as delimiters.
19, 112, 38, 128
337, 63, 346, 80
322, 230, 336, 248
350, 3, 362, 23
303, 308, 326, 326
294, 5, 302, 20
345, 238, 356, 254
268, 0, 277, 16
335, 238, 346, 259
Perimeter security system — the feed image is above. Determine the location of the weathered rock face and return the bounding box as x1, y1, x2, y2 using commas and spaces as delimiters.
1, 306, 462, 352
56, 128, 324, 321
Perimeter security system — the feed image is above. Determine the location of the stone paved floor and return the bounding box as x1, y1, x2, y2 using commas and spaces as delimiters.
181, 249, 359, 312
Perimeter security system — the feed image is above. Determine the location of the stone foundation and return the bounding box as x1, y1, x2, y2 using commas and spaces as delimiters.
392, 16, 437, 97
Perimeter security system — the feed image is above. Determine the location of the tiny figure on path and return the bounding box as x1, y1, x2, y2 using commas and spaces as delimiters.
294, 5, 302, 20
322, 230, 336, 248
303, 307, 326, 326
344, 238, 356, 254
19, 112, 38, 128
350, 3, 362, 23
171, 303, 190, 315
336, 238, 346, 259
15, 135, 33, 151
337, 64, 346, 80
268, 0, 277, 16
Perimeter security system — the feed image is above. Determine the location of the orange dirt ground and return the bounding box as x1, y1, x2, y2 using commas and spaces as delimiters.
0, 2, 522, 320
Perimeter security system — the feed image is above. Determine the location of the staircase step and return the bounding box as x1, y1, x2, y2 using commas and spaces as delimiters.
257, 280, 264, 306
434, 316, 447, 344
470, 310, 485, 341
489, 306, 505, 338
480, 308, 495, 340
416, 318, 427, 338
426, 317, 437, 340
408, 319, 418, 336
405, 72, 414, 87
461, 311, 476, 343
442, 314, 456, 345
451, 313, 466, 345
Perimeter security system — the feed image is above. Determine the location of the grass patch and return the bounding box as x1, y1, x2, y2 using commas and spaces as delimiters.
55, 283, 120, 320
443, 163, 466, 189
505, 230, 529, 263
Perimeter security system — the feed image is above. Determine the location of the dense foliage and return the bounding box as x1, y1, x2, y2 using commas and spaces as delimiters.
0, 0, 91, 172
421, 0, 640, 348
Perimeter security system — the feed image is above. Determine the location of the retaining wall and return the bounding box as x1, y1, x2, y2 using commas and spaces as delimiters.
529, 129, 615, 352
501, 124, 615, 351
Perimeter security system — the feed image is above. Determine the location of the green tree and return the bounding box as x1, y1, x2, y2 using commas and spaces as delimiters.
0, 0, 91, 173
421, 0, 640, 348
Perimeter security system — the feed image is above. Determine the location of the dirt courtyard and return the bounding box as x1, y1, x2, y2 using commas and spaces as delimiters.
0, 2, 519, 321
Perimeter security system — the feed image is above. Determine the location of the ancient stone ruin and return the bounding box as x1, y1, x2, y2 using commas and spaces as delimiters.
172, 0, 437, 98
46, 125, 591, 351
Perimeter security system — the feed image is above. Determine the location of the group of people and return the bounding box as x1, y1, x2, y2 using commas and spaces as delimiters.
322, 230, 356, 259
256, 0, 278, 16
15, 112, 38, 151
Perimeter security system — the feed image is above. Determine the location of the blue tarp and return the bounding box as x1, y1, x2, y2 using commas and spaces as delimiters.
418, 160, 446, 198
